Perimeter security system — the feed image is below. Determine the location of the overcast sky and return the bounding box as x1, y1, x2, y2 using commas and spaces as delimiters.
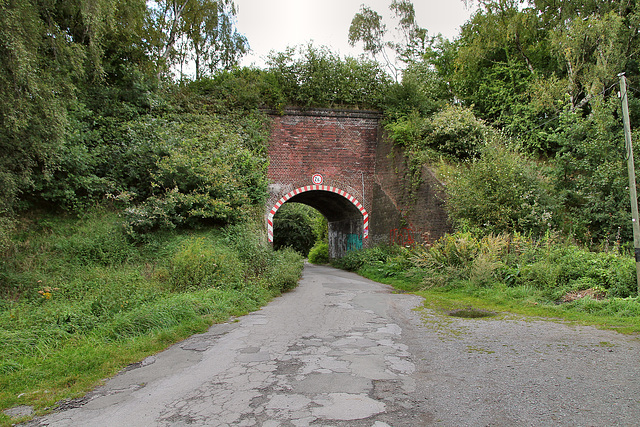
233, 0, 476, 68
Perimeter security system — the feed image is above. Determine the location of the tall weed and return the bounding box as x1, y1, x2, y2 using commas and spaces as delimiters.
342, 232, 637, 301
265, 248, 304, 293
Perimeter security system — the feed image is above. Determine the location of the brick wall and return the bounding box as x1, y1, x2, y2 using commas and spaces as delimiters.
266, 109, 381, 256
371, 132, 451, 246
267, 108, 379, 211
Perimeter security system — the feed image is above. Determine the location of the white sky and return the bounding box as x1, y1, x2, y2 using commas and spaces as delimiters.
233, 0, 476, 68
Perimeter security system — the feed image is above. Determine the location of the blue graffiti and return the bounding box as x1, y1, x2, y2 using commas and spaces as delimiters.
346, 234, 363, 252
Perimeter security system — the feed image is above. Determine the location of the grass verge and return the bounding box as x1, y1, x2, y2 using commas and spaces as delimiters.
0, 209, 303, 426
334, 239, 640, 335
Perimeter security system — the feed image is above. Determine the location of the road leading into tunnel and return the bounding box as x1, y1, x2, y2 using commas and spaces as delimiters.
29, 264, 640, 426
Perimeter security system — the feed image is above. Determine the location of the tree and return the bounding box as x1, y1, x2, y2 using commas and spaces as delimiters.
348, 6, 390, 72
451, 0, 640, 154
388, 0, 429, 64
148, 0, 247, 79
445, 142, 554, 237
548, 10, 629, 111
0, 0, 117, 216
453, 1, 553, 137
273, 203, 322, 256
348, 0, 429, 80
551, 97, 632, 246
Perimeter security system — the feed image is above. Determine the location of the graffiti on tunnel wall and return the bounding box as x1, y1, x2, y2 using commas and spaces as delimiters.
346, 234, 363, 252
390, 227, 415, 247
390, 227, 431, 247
329, 231, 363, 258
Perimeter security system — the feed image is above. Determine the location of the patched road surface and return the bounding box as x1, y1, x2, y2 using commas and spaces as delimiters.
28, 264, 640, 426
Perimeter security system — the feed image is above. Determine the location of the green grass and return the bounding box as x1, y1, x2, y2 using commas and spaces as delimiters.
358, 265, 640, 334
0, 209, 304, 426
334, 232, 640, 333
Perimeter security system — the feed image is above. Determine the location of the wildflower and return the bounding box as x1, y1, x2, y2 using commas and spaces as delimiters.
37, 286, 59, 300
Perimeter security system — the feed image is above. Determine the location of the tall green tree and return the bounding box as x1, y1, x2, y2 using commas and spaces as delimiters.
0, 0, 117, 215
452, 0, 640, 154
454, 1, 556, 151
348, 0, 429, 80
148, 0, 247, 79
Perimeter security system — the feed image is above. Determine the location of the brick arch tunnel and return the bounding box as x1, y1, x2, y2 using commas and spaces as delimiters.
267, 186, 368, 259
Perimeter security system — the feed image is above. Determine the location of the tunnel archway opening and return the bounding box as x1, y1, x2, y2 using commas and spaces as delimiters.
267, 186, 368, 259
272, 203, 326, 256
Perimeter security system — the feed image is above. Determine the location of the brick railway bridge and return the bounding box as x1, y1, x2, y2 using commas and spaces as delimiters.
266, 108, 450, 258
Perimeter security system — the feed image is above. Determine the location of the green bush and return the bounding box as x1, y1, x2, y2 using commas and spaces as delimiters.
445, 143, 555, 237
273, 203, 318, 255
169, 237, 244, 291
266, 44, 391, 109
411, 233, 509, 287
551, 99, 632, 246
332, 245, 398, 271
122, 114, 269, 238
385, 105, 487, 160
184, 68, 286, 112
407, 231, 637, 299
515, 245, 636, 299
265, 248, 304, 292
308, 242, 329, 264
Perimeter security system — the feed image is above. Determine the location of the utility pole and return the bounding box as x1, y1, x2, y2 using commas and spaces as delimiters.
619, 72, 640, 294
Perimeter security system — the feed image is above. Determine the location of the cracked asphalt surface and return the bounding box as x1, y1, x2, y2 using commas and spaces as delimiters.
27, 263, 640, 426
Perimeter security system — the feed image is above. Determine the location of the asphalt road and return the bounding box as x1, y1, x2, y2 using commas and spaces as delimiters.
28, 263, 640, 426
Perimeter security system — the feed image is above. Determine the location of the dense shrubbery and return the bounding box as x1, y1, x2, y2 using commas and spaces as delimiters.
272, 203, 318, 255
333, 244, 412, 276
410, 233, 636, 299
121, 114, 269, 237
338, 233, 639, 318
308, 242, 329, 264
386, 105, 487, 161
371, 1, 640, 250
266, 44, 391, 110
444, 142, 555, 237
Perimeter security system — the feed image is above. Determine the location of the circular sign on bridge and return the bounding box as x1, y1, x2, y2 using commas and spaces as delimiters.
312, 174, 323, 185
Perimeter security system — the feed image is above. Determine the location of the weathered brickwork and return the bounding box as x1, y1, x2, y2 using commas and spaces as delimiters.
267, 108, 379, 211
266, 108, 451, 256
371, 133, 451, 246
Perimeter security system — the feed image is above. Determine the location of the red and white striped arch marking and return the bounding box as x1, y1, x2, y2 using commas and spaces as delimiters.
267, 185, 369, 243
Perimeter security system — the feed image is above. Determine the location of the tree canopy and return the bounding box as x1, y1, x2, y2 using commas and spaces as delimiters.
346, 0, 640, 246
3, 0, 640, 250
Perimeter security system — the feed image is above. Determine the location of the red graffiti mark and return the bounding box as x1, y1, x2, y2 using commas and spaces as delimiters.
390, 228, 415, 247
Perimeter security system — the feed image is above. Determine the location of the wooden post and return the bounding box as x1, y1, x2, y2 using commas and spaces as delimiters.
619, 72, 640, 295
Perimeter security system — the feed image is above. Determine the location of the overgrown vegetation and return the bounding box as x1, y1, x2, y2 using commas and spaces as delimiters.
333, 238, 640, 333
308, 242, 330, 264
272, 203, 330, 260
355, 0, 640, 249
273, 203, 321, 255
331, 0, 640, 326
0, 210, 302, 422
4, 0, 640, 422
